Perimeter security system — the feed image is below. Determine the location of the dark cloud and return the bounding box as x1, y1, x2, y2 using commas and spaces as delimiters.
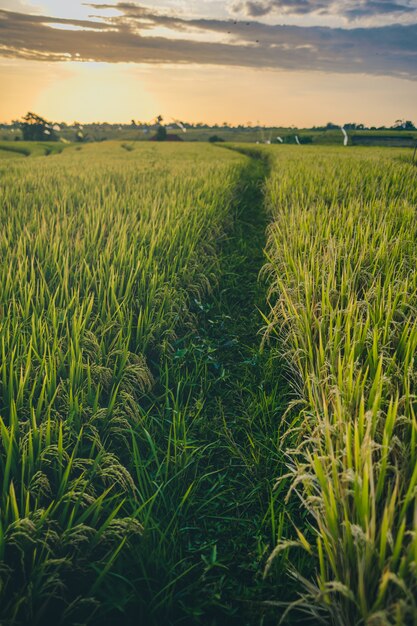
234, 0, 417, 19
345, 0, 416, 18
234, 0, 328, 17
0, 4, 416, 79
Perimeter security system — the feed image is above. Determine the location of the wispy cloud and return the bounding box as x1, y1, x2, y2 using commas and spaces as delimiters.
232, 0, 417, 20
0, 3, 416, 79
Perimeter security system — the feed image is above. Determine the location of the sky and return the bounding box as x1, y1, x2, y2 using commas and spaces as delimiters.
0, 0, 416, 126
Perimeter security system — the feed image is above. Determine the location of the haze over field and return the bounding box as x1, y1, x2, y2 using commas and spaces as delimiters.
1, 0, 416, 126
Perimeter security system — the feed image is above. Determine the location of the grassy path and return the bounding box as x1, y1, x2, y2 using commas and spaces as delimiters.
179, 151, 292, 624
185, 151, 288, 626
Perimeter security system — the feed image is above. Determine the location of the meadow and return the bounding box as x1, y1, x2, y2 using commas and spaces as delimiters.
0, 141, 416, 625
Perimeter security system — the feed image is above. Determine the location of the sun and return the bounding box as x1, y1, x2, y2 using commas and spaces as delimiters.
34, 62, 158, 123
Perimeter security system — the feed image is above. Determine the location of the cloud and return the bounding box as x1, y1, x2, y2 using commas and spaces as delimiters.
233, 0, 417, 20
0, 0, 40, 9
233, 0, 327, 17
0, 4, 416, 79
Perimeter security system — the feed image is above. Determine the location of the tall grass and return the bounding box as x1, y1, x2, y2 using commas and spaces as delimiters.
264, 146, 417, 624
0, 142, 243, 623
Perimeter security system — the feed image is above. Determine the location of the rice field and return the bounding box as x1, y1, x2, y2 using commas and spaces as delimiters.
0, 142, 416, 625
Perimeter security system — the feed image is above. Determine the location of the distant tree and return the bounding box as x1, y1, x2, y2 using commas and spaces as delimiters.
392, 119, 416, 130
344, 123, 365, 130
209, 135, 225, 143
21, 112, 57, 141
155, 125, 167, 141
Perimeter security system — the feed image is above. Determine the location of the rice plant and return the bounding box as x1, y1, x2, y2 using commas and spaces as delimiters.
0, 142, 244, 624
264, 146, 417, 624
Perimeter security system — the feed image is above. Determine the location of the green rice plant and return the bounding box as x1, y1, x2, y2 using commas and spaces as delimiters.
0, 142, 244, 623
263, 146, 417, 624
